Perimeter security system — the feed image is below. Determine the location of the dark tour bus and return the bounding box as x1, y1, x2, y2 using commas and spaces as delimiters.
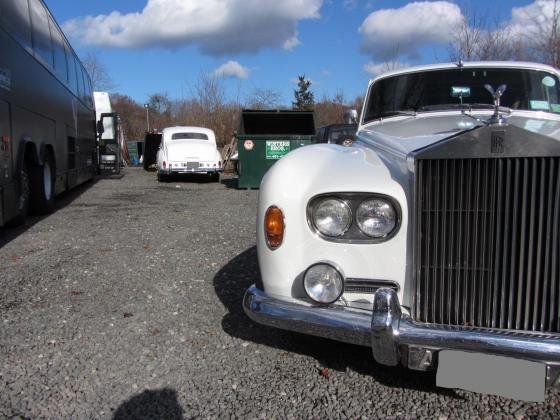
0, 0, 96, 227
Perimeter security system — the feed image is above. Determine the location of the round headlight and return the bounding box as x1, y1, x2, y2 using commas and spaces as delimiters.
312, 198, 352, 237
303, 263, 344, 304
356, 199, 397, 238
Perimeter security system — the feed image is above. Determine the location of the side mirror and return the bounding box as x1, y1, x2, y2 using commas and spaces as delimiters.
344, 109, 358, 124
96, 120, 105, 134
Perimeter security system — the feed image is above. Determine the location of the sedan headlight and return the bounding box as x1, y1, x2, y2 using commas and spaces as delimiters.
356, 198, 396, 238
312, 198, 352, 237
303, 263, 344, 304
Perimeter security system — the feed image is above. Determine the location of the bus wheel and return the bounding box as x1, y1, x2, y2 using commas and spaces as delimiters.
30, 154, 55, 214
6, 163, 30, 226
157, 172, 167, 182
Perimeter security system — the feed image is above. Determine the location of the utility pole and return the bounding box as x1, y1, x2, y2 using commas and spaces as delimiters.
144, 103, 150, 132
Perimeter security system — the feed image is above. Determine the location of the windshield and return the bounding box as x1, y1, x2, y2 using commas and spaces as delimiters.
363, 68, 560, 123
171, 132, 208, 140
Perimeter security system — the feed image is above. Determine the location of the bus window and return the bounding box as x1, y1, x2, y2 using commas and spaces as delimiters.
75, 55, 84, 100
79, 65, 87, 103
29, 0, 53, 68
0, 0, 32, 50
49, 18, 67, 83
65, 45, 78, 94
83, 70, 93, 108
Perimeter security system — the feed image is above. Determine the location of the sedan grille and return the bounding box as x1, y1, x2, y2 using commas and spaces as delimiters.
414, 157, 560, 334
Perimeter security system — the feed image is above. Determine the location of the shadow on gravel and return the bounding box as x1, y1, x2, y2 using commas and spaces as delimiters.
160, 173, 217, 184
219, 176, 239, 189
113, 388, 184, 419
214, 246, 464, 399
0, 176, 100, 249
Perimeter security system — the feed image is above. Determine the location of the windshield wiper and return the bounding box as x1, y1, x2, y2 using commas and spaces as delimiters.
417, 104, 465, 111
464, 103, 512, 113
418, 103, 511, 113
378, 110, 417, 118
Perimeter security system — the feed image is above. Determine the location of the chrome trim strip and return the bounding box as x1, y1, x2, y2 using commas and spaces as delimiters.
344, 279, 400, 294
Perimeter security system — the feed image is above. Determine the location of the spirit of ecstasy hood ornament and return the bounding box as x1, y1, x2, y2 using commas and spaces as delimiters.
484, 84, 508, 125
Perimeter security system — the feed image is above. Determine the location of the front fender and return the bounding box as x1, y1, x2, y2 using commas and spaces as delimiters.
257, 144, 408, 305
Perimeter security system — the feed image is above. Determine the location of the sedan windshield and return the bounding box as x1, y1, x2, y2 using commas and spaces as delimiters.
363, 67, 560, 123
171, 132, 208, 140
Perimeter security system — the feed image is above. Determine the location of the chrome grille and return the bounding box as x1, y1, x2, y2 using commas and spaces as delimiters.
414, 157, 560, 333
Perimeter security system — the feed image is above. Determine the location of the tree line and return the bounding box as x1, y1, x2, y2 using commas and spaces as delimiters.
97, 69, 362, 148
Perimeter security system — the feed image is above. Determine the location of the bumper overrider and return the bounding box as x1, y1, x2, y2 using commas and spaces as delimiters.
243, 285, 560, 389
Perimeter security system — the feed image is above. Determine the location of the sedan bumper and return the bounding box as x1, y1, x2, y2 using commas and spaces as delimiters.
243, 285, 560, 388
161, 167, 223, 174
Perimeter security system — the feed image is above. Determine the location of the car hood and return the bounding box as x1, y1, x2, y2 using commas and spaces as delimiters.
358, 112, 560, 158
166, 141, 217, 161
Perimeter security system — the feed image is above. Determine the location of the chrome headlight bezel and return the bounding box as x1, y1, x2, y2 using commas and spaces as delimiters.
355, 198, 397, 238
303, 262, 345, 304
307, 192, 401, 243
311, 198, 352, 237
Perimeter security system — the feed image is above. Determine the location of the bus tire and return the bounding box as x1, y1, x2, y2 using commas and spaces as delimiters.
6, 163, 30, 227
157, 172, 167, 182
30, 153, 55, 215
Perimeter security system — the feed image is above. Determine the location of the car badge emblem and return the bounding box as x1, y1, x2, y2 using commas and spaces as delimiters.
491, 131, 505, 154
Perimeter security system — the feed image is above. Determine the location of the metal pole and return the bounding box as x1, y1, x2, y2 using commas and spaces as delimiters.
144, 104, 150, 132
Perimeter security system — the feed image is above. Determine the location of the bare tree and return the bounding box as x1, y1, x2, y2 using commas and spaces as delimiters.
246, 87, 282, 110
111, 94, 146, 140
449, 11, 518, 62
526, 0, 560, 67
448, 5, 560, 64
82, 52, 116, 92
313, 91, 360, 127
449, 12, 485, 61
146, 92, 173, 131
380, 43, 407, 71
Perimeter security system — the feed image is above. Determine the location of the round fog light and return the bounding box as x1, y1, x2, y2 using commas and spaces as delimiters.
303, 263, 344, 304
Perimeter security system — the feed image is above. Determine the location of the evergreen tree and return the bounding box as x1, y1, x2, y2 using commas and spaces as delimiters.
292, 75, 315, 110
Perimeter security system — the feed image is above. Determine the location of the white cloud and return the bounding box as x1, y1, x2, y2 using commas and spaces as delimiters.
213, 61, 249, 79
508, 0, 556, 38
282, 35, 301, 51
363, 61, 409, 76
359, 1, 463, 59
63, 0, 322, 55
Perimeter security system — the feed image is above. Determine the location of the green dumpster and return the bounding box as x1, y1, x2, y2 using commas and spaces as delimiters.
237, 110, 315, 188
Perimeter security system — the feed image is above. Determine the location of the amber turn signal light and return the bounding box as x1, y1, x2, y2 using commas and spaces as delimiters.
265, 206, 284, 249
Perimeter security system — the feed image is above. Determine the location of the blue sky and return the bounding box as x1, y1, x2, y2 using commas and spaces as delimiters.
45, 0, 541, 105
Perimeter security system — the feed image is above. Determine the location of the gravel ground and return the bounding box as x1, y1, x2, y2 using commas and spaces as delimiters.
1, 167, 559, 419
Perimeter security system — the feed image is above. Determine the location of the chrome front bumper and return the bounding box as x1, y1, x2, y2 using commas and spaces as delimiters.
243, 285, 560, 387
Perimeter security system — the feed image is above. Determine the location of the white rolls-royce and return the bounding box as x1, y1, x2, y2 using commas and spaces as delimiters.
156, 126, 222, 182
243, 62, 560, 401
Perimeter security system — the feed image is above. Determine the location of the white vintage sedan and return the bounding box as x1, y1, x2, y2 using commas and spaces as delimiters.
244, 62, 560, 401
156, 126, 222, 182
